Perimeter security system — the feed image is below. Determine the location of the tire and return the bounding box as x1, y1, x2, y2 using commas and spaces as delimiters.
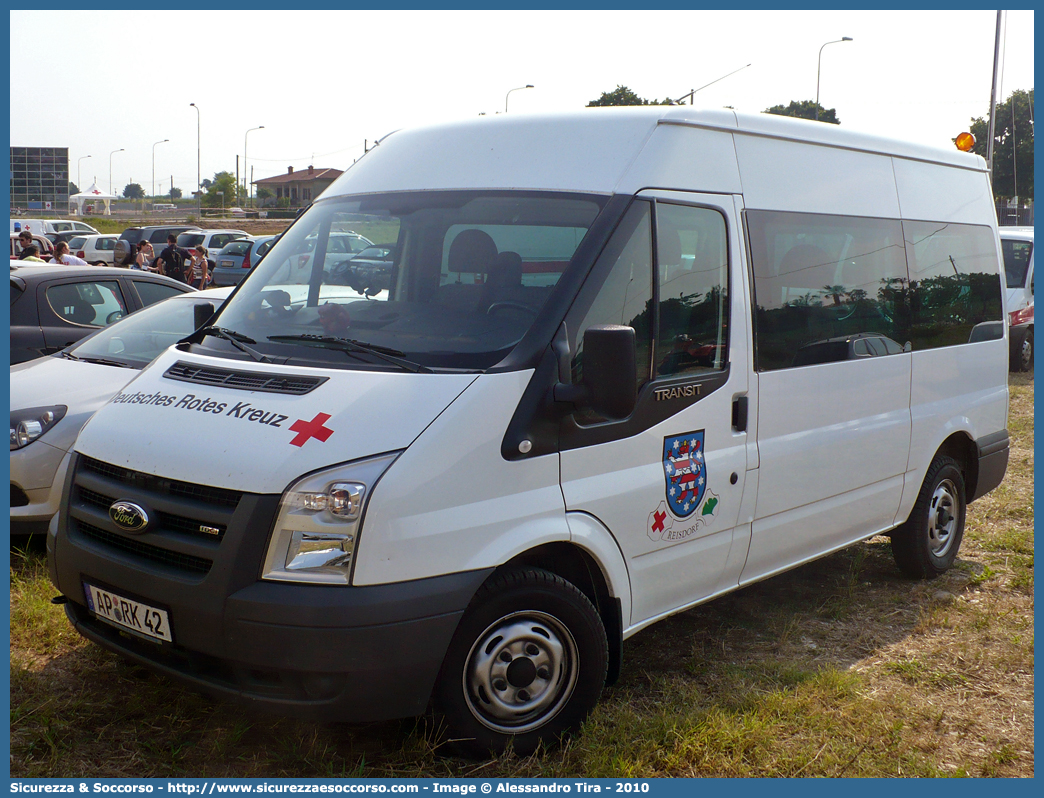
891, 455, 966, 578
434, 567, 608, 757
1018, 328, 1033, 372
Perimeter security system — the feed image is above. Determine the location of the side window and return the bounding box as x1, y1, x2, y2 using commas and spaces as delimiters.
655, 203, 728, 377
747, 211, 908, 371
45, 281, 127, 327
151, 230, 172, 244
133, 280, 185, 307
571, 201, 654, 405
904, 221, 1003, 348
1001, 238, 1032, 290
100, 238, 116, 251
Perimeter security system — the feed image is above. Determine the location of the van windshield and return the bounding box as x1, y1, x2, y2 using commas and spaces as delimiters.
215, 191, 605, 371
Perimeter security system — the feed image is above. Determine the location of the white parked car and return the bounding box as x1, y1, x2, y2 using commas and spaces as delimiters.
9, 287, 233, 538
66, 234, 120, 267
1000, 226, 1034, 371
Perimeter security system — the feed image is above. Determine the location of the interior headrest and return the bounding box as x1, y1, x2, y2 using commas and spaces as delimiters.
448, 229, 498, 273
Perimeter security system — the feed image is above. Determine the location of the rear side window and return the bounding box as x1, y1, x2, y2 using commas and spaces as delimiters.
68, 237, 87, 249
178, 233, 206, 248
133, 280, 186, 307
747, 211, 908, 371
1001, 238, 1033, 289
151, 230, 174, 244
45, 281, 128, 327
11, 282, 24, 305
256, 239, 274, 258
209, 234, 243, 250
98, 237, 117, 251
904, 221, 1003, 349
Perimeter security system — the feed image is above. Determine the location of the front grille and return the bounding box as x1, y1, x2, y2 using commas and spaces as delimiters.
78, 486, 226, 540
75, 519, 213, 574
71, 455, 242, 578
11, 484, 29, 507
81, 457, 241, 508
163, 361, 326, 395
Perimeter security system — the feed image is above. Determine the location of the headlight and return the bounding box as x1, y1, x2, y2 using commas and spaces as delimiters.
10, 406, 67, 451
261, 452, 399, 584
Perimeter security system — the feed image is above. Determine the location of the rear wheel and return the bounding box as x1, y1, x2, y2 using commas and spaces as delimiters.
434, 567, 607, 757
891, 455, 966, 578
1018, 328, 1034, 372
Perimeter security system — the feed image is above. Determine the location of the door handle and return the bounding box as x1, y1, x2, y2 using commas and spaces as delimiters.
732, 395, 748, 433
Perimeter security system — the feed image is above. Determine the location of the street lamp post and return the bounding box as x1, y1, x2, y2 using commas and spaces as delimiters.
505, 84, 534, 113
190, 103, 201, 216
109, 148, 125, 197
244, 126, 264, 208
152, 139, 169, 211
815, 37, 853, 121
77, 155, 91, 191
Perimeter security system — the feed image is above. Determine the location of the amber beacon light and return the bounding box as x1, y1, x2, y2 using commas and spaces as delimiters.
955, 132, 976, 152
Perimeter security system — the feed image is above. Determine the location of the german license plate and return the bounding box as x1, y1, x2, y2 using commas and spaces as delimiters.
220, 260, 234, 268
83, 582, 173, 643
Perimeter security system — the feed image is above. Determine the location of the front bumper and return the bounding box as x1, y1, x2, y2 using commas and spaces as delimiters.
51, 452, 492, 721
10, 445, 71, 536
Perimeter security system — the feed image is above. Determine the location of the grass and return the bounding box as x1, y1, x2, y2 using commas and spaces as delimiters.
10, 375, 1034, 777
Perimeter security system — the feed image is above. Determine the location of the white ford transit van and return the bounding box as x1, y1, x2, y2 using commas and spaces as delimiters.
49, 108, 1009, 755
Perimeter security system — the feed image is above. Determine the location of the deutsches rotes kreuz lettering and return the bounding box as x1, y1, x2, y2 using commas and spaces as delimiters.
109, 390, 288, 428
647, 429, 720, 543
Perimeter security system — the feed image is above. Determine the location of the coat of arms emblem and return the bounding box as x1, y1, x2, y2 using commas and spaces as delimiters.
663, 431, 706, 518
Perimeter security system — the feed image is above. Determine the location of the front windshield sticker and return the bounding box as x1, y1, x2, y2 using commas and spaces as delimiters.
646, 430, 720, 543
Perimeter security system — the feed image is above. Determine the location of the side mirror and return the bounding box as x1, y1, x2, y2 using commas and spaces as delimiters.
555, 324, 637, 420
193, 301, 216, 331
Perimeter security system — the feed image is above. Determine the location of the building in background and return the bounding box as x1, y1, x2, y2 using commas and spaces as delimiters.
10, 147, 69, 214
253, 165, 343, 208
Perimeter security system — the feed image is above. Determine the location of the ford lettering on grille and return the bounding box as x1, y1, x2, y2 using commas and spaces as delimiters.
109, 501, 150, 533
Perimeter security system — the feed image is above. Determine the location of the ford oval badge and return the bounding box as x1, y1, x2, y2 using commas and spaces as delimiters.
109, 501, 149, 533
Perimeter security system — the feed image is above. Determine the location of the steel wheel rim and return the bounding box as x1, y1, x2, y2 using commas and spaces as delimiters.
463, 610, 579, 734
928, 478, 959, 557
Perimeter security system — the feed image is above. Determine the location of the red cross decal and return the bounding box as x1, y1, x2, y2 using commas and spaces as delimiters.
288, 413, 334, 447
652, 510, 667, 533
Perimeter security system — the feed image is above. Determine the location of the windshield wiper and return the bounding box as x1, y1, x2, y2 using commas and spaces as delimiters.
197, 326, 273, 363
268, 334, 432, 373
58, 350, 133, 368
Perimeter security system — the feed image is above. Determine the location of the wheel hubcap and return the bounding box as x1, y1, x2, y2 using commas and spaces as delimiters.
463, 611, 579, 734
1021, 337, 1033, 371
928, 479, 958, 557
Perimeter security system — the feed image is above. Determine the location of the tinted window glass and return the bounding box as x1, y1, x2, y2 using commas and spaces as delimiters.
11, 283, 24, 305
68, 237, 87, 249
45, 281, 127, 326
133, 280, 185, 307
1001, 238, 1032, 289
904, 221, 1003, 349
747, 211, 908, 371
178, 233, 205, 248
151, 230, 174, 243
98, 237, 116, 251
571, 200, 653, 409
655, 203, 728, 377
221, 241, 252, 256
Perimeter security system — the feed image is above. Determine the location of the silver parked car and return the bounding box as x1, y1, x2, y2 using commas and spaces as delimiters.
210, 234, 280, 286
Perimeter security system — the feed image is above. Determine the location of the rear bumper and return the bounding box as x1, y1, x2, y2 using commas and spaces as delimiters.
970, 430, 1009, 502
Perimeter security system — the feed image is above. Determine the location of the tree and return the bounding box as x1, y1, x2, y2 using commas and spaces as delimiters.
203, 171, 238, 207
123, 183, 145, 199
587, 85, 676, 107
170, 187, 183, 200
256, 186, 274, 207
68, 181, 79, 195
200, 178, 213, 190
764, 100, 840, 125
968, 88, 1034, 200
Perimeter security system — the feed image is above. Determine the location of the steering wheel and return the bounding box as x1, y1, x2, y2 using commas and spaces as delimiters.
258, 289, 300, 318
486, 301, 537, 317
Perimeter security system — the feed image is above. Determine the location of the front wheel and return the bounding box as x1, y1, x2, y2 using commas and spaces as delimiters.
891, 455, 966, 578
434, 567, 607, 757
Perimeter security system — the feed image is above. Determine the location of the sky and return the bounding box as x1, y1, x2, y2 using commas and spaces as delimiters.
9, 9, 1035, 199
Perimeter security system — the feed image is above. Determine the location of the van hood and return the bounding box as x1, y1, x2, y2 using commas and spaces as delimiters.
73, 348, 478, 494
